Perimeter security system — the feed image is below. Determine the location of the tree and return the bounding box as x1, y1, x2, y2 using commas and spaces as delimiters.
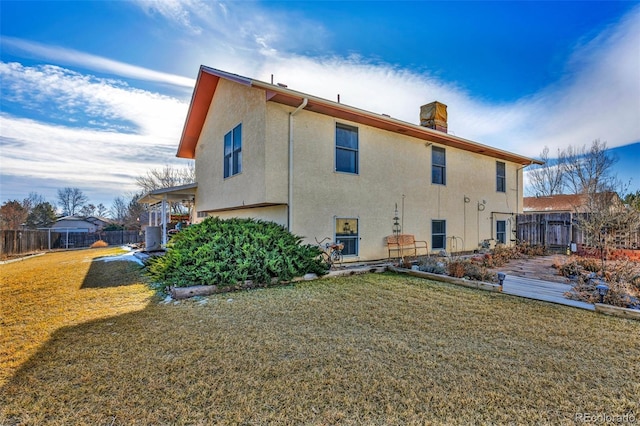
0, 200, 28, 230
136, 164, 195, 215
110, 192, 145, 230
624, 191, 640, 211
57, 187, 88, 216
25, 202, 57, 229
562, 139, 618, 195
110, 196, 129, 224
22, 192, 46, 214
78, 203, 107, 217
79, 203, 97, 217
136, 164, 195, 194
95, 203, 109, 217
527, 146, 565, 196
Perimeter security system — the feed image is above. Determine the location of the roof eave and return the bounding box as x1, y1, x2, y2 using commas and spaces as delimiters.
177, 66, 542, 166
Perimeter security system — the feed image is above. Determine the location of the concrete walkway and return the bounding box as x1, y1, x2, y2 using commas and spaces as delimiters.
501, 274, 595, 311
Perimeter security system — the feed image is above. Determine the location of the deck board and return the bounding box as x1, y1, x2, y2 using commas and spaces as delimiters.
502, 275, 595, 311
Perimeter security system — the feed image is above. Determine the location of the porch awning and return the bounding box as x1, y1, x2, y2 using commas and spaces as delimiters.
137, 182, 198, 206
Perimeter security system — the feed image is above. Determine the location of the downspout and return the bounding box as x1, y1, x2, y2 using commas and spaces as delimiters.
288, 98, 308, 231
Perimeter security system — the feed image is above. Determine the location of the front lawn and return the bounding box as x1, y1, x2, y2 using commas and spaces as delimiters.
1, 249, 638, 425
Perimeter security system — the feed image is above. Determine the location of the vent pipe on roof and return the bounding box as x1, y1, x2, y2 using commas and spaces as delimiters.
420, 101, 448, 133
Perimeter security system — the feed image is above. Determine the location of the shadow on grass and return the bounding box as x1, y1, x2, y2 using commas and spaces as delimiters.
2, 275, 639, 425
81, 259, 145, 289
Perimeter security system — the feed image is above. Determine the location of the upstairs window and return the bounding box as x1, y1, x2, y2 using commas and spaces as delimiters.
432, 146, 446, 185
496, 161, 506, 192
336, 123, 358, 174
224, 124, 242, 178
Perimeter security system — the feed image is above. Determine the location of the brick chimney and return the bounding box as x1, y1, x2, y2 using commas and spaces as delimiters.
420, 101, 447, 133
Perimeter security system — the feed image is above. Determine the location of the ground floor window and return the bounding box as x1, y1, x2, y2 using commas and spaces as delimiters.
496, 220, 506, 244
335, 218, 358, 256
432, 220, 446, 250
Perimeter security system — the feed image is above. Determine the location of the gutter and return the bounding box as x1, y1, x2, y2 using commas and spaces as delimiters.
288, 98, 308, 231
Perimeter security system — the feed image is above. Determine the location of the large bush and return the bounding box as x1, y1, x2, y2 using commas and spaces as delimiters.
146, 217, 327, 288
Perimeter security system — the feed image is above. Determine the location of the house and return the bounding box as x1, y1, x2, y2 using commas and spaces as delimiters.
52, 216, 112, 233
159, 66, 541, 261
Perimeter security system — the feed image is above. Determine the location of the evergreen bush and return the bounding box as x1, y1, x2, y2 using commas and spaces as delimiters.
146, 217, 327, 288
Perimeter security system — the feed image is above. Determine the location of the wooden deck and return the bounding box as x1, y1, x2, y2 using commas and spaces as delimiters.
501, 274, 595, 311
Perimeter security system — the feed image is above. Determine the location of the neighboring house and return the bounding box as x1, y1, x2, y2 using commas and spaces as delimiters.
52, 216, 111, 233
160, 66, 541, 261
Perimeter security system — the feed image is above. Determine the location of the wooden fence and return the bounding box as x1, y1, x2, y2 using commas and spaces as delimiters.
1, 230, 52, 258
54, 230, 142, 249
1, 230, 143, 259
516, 213, 640, 250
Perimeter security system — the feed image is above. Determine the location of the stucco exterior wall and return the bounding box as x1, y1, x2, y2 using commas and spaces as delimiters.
285, 107, 522, 260
203, 205, 288, 228
194, 79, 271, 212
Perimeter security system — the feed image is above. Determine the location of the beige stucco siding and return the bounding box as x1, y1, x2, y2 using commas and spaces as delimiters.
194, 79, 270, 212
288, 109, 522, 260
203, 205, 288, 228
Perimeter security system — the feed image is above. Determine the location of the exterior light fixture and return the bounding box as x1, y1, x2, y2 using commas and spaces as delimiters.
497, 272, 506, 289
595, 283, 609, 304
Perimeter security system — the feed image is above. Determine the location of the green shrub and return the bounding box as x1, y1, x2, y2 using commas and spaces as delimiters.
146, 217, 327, 288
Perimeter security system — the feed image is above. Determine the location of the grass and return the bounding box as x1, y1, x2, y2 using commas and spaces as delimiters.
1, 250, 639, 425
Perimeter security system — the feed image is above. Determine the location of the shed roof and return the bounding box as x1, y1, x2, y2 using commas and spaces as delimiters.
176, 66, 542, 166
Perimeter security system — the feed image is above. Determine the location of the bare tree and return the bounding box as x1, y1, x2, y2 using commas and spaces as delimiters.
527, 146, 565, 196
95, 203, 109, 217
111, 192, 145, 230
136, 164, 195, 215
136, 164, 195, 194
79, 204, 97, 217
110, 197, 129, 223
22, 192, 46, 214
562, 139, 618, 195
57, 187, 88, 216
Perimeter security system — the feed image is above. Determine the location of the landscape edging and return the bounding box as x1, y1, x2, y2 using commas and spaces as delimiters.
594, 303, 640, 321
388, 266, 502, 292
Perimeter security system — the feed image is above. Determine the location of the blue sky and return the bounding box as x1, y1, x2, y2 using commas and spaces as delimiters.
1, 1, 639, 210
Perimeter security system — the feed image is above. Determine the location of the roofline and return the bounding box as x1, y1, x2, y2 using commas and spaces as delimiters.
177, 66, 543, 166
138, 182, 198, 205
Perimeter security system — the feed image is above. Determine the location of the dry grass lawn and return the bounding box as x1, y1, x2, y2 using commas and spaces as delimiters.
1, 249, 639, 425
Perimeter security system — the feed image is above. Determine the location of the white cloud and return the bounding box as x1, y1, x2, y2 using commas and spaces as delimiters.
153, 1, 639, 159
0, 62, 191, 205
1, 37, 195, 87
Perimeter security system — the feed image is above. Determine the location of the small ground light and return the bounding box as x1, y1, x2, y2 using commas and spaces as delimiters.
497, 272, 506, 288
595, 283, 609, 303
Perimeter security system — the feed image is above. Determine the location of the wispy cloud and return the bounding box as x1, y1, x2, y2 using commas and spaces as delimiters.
143, 0, 639, 159
1, 37, 195, 87
0, 62, 191, 203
